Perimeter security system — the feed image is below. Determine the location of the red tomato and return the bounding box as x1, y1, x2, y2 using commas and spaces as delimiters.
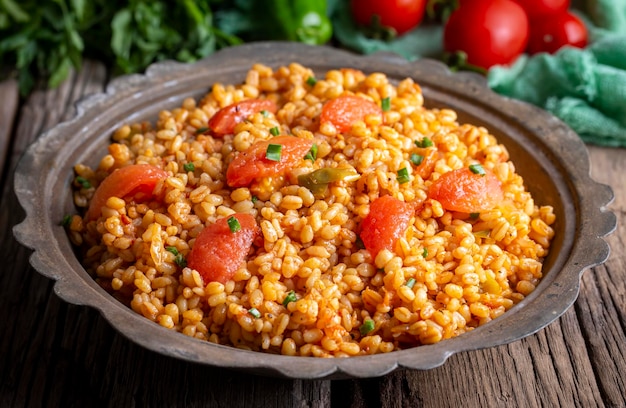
85, 164, 168, 221
444, 0, 529, 69
527, 11, 588, 54
513, 0, 570, 20
187, 213, 260, 284
350, 0, 427, 35
360, 195, 415, 258
208, 99, 277, 137
320, 95, 383, 133
226, 135, 313, 187
428, 167, 504, 213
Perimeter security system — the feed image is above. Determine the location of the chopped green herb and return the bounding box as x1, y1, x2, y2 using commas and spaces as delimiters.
422, 248, 428, 258
174, 254, 187, 268
61, 214, 72, 227
227, 216, 241, 233
415, 137, 434, 148
469, 163, 486, 176
410, 153, 424, 166
355, 235, 365, 250
269, 126, 280, 136
75, 176, 92, 189
251, 195, 259, 204
397, 167, 410, 184
359, 318, 375, 336
248, 308, 261, 318
166, 246, 179, 256
381, 97, 391, 112
306, 76, 318, 86
298, 167, 360, 195
195, 127, 209, 135
406, 278, 416, 289
469, 212, 480, 220
282, 290, 297, 306
260, 110, 270, 117
265, 143, 282, 162
304, 143, 318, 162
183, 162, 195, 172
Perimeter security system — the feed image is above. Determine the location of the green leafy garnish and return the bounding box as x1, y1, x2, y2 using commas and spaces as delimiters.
265, 143, 282, 161
248, 307, 261, 318
415, 137, 434, 148
397, 167, 410, 184
469, 163, 486, 176
195, 127, 209, 135
174, 254, 187, 268
304, 143, 318, 162
410, 153, 424, 166
227, 216, 241, 233
269, 126, 280, 136
422, 248, 428, 258
166, 246, 179, 256
306, 76, 317, 86
183, 162, 195, 172
406, 278, 416, 289
260, 109, 270, 117
359, 318, 375, 336
381, 97, 391, 112
75, 176, 91, 189
61, 214, 72, 227
282, 290, 297, 306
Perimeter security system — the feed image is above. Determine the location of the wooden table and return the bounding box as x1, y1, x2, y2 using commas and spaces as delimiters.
1, 60, 624, 407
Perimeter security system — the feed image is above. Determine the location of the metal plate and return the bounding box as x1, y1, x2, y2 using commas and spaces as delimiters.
13, 42, 616, 379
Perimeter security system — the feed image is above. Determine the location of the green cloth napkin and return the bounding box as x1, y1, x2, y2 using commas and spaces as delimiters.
487, 34, 626, 146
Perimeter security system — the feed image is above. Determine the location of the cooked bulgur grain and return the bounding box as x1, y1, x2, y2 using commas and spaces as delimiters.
69, 63, 555, 356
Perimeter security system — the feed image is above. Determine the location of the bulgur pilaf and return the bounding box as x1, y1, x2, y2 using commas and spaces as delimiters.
67, 63, 556, 357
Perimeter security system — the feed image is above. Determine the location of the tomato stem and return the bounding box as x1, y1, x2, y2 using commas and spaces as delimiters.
443, 51, 488, 75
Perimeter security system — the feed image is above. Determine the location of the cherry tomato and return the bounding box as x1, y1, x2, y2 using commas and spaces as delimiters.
359, 195, 415, 258
208, 99, 277, 137
513, 0, 570, 20
444, 0, 529, 70
350, 0, 427, 35
85, 164, 168, 221
187, 213, 260, 284
320, 95, 383, 133
428, 167, 504, 213
226, 135, 313, 187
527, 11, 588, 54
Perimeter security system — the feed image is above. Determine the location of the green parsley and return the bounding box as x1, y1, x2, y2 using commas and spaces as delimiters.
469, 163, 486, 176
381, 97, 391, 112
359, 318, 375, 336
174, 254, 187, 268
406, 278, 416, 289
269, 126, 280, 136
422, 248, 428, 258
282, 290, 297, 306
397, 167, 410, 184
61, 214, 72, 227
260, 110, 270, 117
183, 162, 195, 172
166, 246, 179, 256
251, 195, 259, 204
227, 216, 241, 233
75, 176, 92, 189
248, 308, 261, 318
415, 137, 434, 148
306, 76, 318, 86
265, 143, 282, 162
195, 127, 208, 135
410, 153, 424, 166
304, 143, 318, 162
